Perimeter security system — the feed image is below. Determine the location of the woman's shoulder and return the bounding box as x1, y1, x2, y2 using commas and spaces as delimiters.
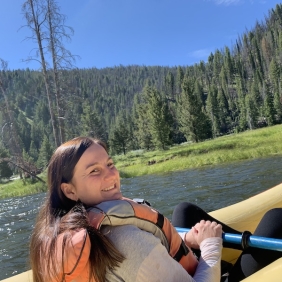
56, 229, 91, 281
56, 228, 89, 254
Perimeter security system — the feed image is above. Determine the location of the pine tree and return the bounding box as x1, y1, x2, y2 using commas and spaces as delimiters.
108, 114, 131, 155
194, 79, 205, 105
176, 66, 184, 94
236, 76, 247, 131
223, 46, 234, 83
177, 78, 212, 143
80, 103, 106, 141
245, 81, 260, 129
164, 71, 175, 99
133, 91, 154, 150
269, 58, 282, 122
206, 83, 220, 137
146, 87, 173, 149
25, 103, 33, 118
217, 86, 230, 133
213, 49, 223, 82
37, 135, 54, 169
29, 140, 39, 162
31, 123, 44, 152
263, 81, 276, 126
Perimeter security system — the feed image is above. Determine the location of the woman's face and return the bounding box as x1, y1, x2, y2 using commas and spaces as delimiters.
61, 143, 122, 206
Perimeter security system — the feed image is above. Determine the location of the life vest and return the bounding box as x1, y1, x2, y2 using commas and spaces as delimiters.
87, 197, 198, 276
45, 229, 92, 282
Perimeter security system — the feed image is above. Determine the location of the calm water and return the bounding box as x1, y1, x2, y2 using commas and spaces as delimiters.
1, 156, 282, 280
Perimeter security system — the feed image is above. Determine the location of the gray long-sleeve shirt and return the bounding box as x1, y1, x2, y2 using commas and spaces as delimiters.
102, 225, 222, 282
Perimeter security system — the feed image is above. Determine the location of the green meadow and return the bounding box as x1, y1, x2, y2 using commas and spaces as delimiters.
0, 176, 46, 200
1, 124, 282, 200
116, 124, 282, 178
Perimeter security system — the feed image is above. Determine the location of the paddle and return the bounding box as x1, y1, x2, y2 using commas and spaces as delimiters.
176, 227, 282, 252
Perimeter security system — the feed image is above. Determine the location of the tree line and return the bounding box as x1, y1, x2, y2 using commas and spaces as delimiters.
1, 2, 282, 179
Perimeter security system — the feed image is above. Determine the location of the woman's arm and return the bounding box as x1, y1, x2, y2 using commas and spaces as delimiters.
193, 237, 222, 281
103, 224, 222, 282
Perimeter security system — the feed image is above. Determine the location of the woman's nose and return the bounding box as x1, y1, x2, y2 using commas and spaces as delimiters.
104, 167, 116, 180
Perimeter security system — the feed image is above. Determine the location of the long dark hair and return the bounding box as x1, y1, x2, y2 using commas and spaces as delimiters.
30, 137, 124, 282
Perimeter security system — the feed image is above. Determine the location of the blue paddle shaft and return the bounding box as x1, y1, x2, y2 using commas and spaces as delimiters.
175, 227, 282, 252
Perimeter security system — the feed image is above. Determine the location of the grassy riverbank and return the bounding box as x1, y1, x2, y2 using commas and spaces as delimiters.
1, 124, 282, 199
116, 124, 282, 177
0, 176, 46, 200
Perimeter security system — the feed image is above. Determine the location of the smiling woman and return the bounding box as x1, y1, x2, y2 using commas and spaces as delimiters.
30, 137, 125, 282
29, 136, 223, 282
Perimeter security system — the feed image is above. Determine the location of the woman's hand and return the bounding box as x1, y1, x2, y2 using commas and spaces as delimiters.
191, 220, 222, 246
184, 230, 200, 249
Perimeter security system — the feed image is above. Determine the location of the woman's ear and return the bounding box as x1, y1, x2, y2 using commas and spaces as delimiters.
61, 183, 78, 201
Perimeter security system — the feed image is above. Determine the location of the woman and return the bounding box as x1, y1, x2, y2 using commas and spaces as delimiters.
30, 138, 125, 282
30, 136, 222, 282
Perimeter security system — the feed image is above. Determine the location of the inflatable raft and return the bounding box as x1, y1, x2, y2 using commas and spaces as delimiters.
2, 182, 282, 282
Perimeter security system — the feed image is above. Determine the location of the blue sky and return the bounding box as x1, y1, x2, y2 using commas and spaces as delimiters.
0, 0, 281, 70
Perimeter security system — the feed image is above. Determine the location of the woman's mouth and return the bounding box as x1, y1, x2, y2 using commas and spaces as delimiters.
102, 184, 116, 191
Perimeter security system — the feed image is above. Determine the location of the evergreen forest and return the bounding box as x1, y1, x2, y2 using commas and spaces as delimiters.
1, 2, 282, 180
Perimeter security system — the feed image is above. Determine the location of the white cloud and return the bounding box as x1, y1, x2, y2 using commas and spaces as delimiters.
188, 49, 212, 60
213, 0, 241, 5
211, 0, 266, 5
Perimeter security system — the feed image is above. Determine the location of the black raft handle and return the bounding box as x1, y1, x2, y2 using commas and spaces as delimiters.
241, 230, 252, 250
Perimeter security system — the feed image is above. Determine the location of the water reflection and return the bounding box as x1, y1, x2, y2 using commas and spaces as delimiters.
0, 195, 45, 279
0, 155, 282, 280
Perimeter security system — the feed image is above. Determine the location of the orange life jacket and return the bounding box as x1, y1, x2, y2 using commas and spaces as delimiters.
48, 229, 92, 282
87, 197, 198, 276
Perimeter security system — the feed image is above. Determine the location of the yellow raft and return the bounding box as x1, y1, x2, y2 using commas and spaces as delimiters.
2, 182, 282, 282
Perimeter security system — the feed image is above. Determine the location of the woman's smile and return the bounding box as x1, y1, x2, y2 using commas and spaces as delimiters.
102, 184, 118, 192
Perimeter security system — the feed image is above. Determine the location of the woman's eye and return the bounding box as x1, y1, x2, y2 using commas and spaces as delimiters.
108, 162, 114, 167
90, 169, 99, 173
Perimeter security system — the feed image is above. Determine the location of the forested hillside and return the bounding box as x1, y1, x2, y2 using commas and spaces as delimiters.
1, 4, 282, 179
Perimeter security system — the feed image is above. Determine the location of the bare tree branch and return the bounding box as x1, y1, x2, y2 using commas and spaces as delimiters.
0, 157, 45, 183
22, 0, 59, 147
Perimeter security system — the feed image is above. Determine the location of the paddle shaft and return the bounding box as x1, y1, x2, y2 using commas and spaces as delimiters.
176, 227, 282, 252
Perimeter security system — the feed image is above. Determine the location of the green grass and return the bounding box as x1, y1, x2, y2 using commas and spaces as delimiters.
0, 174, 47, 200
115, 124, 282, 177
1, 125, 282, 199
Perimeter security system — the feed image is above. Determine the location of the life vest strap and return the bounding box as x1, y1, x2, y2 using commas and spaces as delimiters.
65, 229, 88, 275
173, 239, 189, 262
156, 213, 164, 228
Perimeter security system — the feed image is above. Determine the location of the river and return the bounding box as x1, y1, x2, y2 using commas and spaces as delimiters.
0, 155, 282, 280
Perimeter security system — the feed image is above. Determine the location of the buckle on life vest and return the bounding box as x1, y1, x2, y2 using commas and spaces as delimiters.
133, 198, 151, 206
